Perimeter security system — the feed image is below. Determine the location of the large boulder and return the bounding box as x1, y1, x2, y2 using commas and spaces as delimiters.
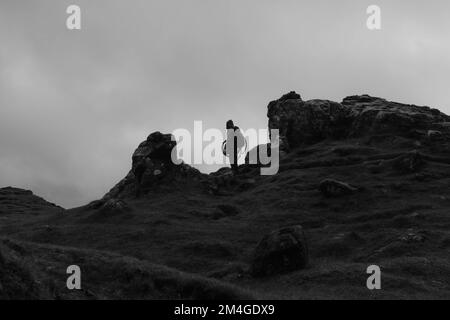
267, 92, 450, 153
132, 132, 176, 170
103, 131, 203, 199
251, 225, 309, 277
131, 131, 178, 190
267, 92, 349, 151
342, 95, 450, 137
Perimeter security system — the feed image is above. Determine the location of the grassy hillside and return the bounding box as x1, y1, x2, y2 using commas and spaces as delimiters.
0, 238, 252, 299
2, 136, 450, 299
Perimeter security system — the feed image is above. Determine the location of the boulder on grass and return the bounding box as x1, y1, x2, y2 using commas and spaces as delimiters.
251, 225, 309, 277
319, 179, 358, 197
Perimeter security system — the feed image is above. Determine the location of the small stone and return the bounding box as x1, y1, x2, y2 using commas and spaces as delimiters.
100, 199, 130, 214
428, 130, 442, 138
398, 229, 425, 243
319, 179, 358, 197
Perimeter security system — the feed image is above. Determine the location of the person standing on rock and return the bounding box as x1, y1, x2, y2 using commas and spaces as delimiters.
223, 120, 246, 174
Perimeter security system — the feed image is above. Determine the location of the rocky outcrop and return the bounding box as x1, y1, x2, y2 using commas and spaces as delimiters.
102, 131, 203, 200
342, 95, 449, 137
250, 225, 309, 277
105, 92, 450, 200
267, 94, 349, 151
319, 179, 358, 197
132, 131, 176, 173
266, 92, 450, 153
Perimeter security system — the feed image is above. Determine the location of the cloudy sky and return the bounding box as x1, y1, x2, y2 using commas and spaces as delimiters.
1, 0, 449, 208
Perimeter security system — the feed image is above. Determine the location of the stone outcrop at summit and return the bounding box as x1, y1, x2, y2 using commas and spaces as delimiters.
268, 94, 349, 151
2, 90, 450, 299
102, 131, 202, 200
105, 91, 450, 202
267, 92, 450, 152
342, 95, 450, 137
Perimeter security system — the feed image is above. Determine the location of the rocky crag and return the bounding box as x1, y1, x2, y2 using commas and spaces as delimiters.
1, 92, 450, 299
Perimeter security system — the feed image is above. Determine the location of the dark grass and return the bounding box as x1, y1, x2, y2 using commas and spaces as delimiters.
1, 135, 450, 299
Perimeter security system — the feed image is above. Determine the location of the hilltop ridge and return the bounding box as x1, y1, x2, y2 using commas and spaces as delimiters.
1, 92, 450, 299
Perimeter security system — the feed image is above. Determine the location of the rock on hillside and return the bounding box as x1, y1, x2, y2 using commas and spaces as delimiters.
102, 131, 203, 200
251, 225, 309, 277
342, 95, 450, 137
267, 92, 450, 152
2, 91, 450, 299
106, 91, 450, 201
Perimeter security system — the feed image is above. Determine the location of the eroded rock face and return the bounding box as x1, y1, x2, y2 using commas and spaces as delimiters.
104, 92, 450, 200
266, 92, 450, 152
132, 132, 176, 170
131, 132, 177, 188
251, 225, 309, 277
267, 93, 349, 151
103, 131, 203, 199
342, 95, 450, 137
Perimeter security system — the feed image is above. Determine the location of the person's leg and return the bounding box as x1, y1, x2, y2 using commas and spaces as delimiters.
232, 136, 238, 173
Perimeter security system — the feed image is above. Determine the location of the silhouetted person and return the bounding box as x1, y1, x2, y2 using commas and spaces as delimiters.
224, 120, 245, 174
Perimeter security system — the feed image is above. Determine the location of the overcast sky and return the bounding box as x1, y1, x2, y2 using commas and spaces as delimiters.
1, 0, 449, 208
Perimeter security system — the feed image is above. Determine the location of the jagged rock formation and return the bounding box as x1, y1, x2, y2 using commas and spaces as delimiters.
267, 92, 450, 152
102, 132, 203, 200
342, 95, 449, 137
2, 91, 450, 299
103, 91, 450, 202
268, 95, 349, 151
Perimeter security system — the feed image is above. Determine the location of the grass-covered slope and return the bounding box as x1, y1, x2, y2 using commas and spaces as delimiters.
0, 238, 252, 300
1, 94, 450, 299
